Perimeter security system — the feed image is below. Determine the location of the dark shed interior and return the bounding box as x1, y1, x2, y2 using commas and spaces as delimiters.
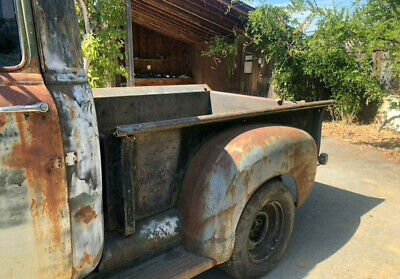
128, 0, 274, 97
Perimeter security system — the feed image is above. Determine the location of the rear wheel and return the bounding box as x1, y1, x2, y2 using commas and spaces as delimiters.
221, 179, 295, 278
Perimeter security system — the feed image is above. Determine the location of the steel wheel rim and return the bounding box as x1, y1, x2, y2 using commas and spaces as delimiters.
248, 201, 285, 263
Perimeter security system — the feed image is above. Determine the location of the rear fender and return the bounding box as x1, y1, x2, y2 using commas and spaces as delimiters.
179, 126, 317, 263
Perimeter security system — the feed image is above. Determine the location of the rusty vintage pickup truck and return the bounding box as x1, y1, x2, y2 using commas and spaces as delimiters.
0, 0, 333, 278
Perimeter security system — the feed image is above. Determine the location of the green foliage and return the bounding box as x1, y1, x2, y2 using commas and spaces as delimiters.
76, 0, 127, 88
352, 0, 400, 76
207, 0, 400, 122
202, 36, 240, 77
279, 7, 383, 120
245, 5, 298, 64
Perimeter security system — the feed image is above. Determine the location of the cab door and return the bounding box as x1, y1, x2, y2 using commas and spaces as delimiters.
0, 0, 72, 278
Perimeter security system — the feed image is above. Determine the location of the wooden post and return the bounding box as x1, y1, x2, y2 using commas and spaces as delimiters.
126, 0, 135, 86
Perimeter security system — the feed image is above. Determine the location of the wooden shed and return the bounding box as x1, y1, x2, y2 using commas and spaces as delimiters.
128, 0, 273, 97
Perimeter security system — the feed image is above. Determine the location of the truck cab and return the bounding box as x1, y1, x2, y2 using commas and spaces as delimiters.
0, 1, 332, 278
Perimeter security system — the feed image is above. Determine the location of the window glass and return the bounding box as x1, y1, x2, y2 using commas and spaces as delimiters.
0, 0, 22, 67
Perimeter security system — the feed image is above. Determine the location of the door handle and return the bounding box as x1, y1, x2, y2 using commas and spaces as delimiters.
0, 102, 49, 113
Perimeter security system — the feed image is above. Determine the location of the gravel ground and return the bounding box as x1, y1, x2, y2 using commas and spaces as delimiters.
322, 122, 400, 164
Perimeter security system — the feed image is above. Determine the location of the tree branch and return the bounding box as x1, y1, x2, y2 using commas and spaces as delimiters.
77, 0, 91, 35
76, 0, 91, 72
379, 115, 400, 131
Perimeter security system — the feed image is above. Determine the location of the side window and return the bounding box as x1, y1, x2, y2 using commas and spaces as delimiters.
0, 0, 22, 67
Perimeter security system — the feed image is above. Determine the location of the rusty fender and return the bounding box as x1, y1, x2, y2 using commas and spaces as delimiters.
179, 125, 317, 264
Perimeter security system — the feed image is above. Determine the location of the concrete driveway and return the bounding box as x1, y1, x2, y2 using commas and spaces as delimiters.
197, 137, 400, 279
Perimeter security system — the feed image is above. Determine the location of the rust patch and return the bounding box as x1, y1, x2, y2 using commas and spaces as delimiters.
0, 114, 7, 133
74, 205, 98, 224
72, 252, 93, 277
0, 85, 40, 107
0, 68, 73, 278
1, 82, 72, 275
289, 143, 317, 206
9, 108, 66, 246
72, 251, 102, 277
0, 73, 44, 86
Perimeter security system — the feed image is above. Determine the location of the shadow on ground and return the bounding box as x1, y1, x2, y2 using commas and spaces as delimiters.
196, 182, 384, 279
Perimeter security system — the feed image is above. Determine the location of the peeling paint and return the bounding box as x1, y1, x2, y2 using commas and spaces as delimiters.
51, 84, 104, 279
43, 49, 68, 73
140, 216, 179, 240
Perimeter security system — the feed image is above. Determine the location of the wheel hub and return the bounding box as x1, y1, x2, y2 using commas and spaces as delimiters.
248, 201, 285, 263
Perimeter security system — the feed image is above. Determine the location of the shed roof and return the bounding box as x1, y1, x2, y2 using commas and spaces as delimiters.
131, 0, 253, 45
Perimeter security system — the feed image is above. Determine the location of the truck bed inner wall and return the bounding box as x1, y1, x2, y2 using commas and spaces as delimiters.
94, 90, 324, 234
95, 91, 211, 134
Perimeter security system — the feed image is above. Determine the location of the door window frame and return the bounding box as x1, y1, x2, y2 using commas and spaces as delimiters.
0, 0, 29, 72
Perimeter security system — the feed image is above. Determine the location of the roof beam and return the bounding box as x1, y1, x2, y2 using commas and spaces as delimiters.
130, 0, 252, 44
132, 9, 210, 41
185, 0, 244, 26
215, 0, 252, 16
186, 0, 245, 23
132, 12, 204, 44
158, 0, 237, 33
133, 0, 222, 37
133, 18, 200, 44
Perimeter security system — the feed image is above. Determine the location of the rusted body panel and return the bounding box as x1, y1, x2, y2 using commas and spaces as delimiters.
0, 0, 73, 277
179, 126, 318, 263
50, 84, 103, 278
30, 1, 104, 277
0, 70, 73, 279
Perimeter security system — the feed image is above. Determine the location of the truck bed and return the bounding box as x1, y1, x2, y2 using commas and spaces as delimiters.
92, 85, 333, 273
93, 84, 333, 136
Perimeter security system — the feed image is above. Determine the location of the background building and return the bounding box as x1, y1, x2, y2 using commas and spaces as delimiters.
127, 0, 274, 97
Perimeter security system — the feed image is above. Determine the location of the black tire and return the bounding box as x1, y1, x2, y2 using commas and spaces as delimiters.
221, 179, 295, 278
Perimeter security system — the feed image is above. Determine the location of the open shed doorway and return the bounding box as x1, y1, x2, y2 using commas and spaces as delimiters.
124, 0, 272, 97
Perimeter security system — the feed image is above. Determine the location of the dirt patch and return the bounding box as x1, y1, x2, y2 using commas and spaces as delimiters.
322, 122, 400, 164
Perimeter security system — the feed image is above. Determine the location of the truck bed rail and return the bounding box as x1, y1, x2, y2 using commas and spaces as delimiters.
114, 100, 334, 137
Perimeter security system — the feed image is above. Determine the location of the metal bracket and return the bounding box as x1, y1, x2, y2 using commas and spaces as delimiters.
65, 152, 77, 166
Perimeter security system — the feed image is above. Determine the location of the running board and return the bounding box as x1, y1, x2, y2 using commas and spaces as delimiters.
107, 246, 215, 279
